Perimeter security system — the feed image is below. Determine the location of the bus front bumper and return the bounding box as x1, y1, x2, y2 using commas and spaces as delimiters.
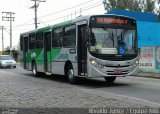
88, 63, 139, 78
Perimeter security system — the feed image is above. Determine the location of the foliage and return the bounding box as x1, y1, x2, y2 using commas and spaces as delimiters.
144, 0, 155, 13
103, 0, 160, 20
103, 0, 155, 12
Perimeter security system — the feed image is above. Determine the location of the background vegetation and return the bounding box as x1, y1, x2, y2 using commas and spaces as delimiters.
103, 0, 160, 20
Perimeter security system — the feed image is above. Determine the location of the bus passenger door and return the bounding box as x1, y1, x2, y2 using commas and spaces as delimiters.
44, 32, 52, 73
77, 24, 87, 76
23, 36, 29, 69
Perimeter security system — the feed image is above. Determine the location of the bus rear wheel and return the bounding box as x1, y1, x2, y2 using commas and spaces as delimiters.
104, 77, 116, 83
32, 62, 40, 77
67, 64, 77, 84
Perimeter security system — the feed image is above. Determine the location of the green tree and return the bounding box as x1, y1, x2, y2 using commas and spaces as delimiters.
127, 0, 142, 11
156, 0, 160, 20
103, 0, 112, 11
103, 0, 155, 13
144, 0, 155, 13
116, 0, 130, 10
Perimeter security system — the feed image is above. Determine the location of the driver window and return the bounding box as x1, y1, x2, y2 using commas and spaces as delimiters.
124, 30, 134, 50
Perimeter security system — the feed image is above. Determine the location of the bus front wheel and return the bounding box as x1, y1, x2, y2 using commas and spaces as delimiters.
104, 77, 116, 83
67, 64, 77, 84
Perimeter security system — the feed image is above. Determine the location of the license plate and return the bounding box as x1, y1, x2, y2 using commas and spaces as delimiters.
114, 69, 122, 74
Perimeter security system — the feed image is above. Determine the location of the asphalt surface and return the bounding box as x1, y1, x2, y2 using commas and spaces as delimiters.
0, 65, 160, 113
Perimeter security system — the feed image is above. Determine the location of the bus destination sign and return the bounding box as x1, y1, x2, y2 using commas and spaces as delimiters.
96, 17, 129, 25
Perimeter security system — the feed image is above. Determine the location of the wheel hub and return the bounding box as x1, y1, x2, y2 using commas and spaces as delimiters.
32, 65, 36, 75
68, 69, 73, 79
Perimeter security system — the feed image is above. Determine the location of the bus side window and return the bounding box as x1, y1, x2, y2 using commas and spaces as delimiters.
63, 25, 76, 48
52, 28, 63, 47
29, 33, 36, 49
36, 32, 43, 49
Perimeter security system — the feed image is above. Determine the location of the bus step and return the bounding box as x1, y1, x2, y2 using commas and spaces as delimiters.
45, 72, 52, 75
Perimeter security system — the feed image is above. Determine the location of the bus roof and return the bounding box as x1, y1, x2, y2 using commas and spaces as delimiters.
20, 14, 136, 35
20, 15, 90, 35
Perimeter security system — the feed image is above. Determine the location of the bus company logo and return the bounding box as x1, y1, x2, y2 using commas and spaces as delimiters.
116, 64, 120, 68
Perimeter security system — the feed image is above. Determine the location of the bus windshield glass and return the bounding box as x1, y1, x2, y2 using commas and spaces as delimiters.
89, 27, 137, 55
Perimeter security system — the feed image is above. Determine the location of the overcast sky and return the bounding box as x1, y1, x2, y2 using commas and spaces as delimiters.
0, 0, 105, 50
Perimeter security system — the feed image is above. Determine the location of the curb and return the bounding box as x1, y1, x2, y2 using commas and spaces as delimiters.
137, 73, 160, 79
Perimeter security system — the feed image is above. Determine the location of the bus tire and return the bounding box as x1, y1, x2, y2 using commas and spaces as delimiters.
104, 77, 116, 83
32, 62, 40, 77
67, 64, 77, 84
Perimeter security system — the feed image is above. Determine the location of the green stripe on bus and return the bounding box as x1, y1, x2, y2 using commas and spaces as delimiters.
51, 48, 61, 61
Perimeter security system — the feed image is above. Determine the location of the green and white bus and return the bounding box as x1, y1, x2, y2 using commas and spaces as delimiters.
20, 14, 139, 83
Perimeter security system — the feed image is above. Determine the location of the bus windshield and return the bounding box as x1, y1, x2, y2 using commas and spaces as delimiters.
89, 27, 137, 55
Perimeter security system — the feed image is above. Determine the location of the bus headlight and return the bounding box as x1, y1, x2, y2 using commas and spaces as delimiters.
90, 60, 104, 69
90, 60, 96, 65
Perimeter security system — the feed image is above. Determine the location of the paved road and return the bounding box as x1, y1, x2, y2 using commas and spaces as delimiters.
80, 76, 160, 105
0, 65, 160, 113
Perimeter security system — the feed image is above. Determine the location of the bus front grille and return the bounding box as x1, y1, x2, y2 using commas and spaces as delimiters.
91, 53, 137, 61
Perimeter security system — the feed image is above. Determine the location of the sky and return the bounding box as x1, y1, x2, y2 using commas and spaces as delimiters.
0, 0, 105, 51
